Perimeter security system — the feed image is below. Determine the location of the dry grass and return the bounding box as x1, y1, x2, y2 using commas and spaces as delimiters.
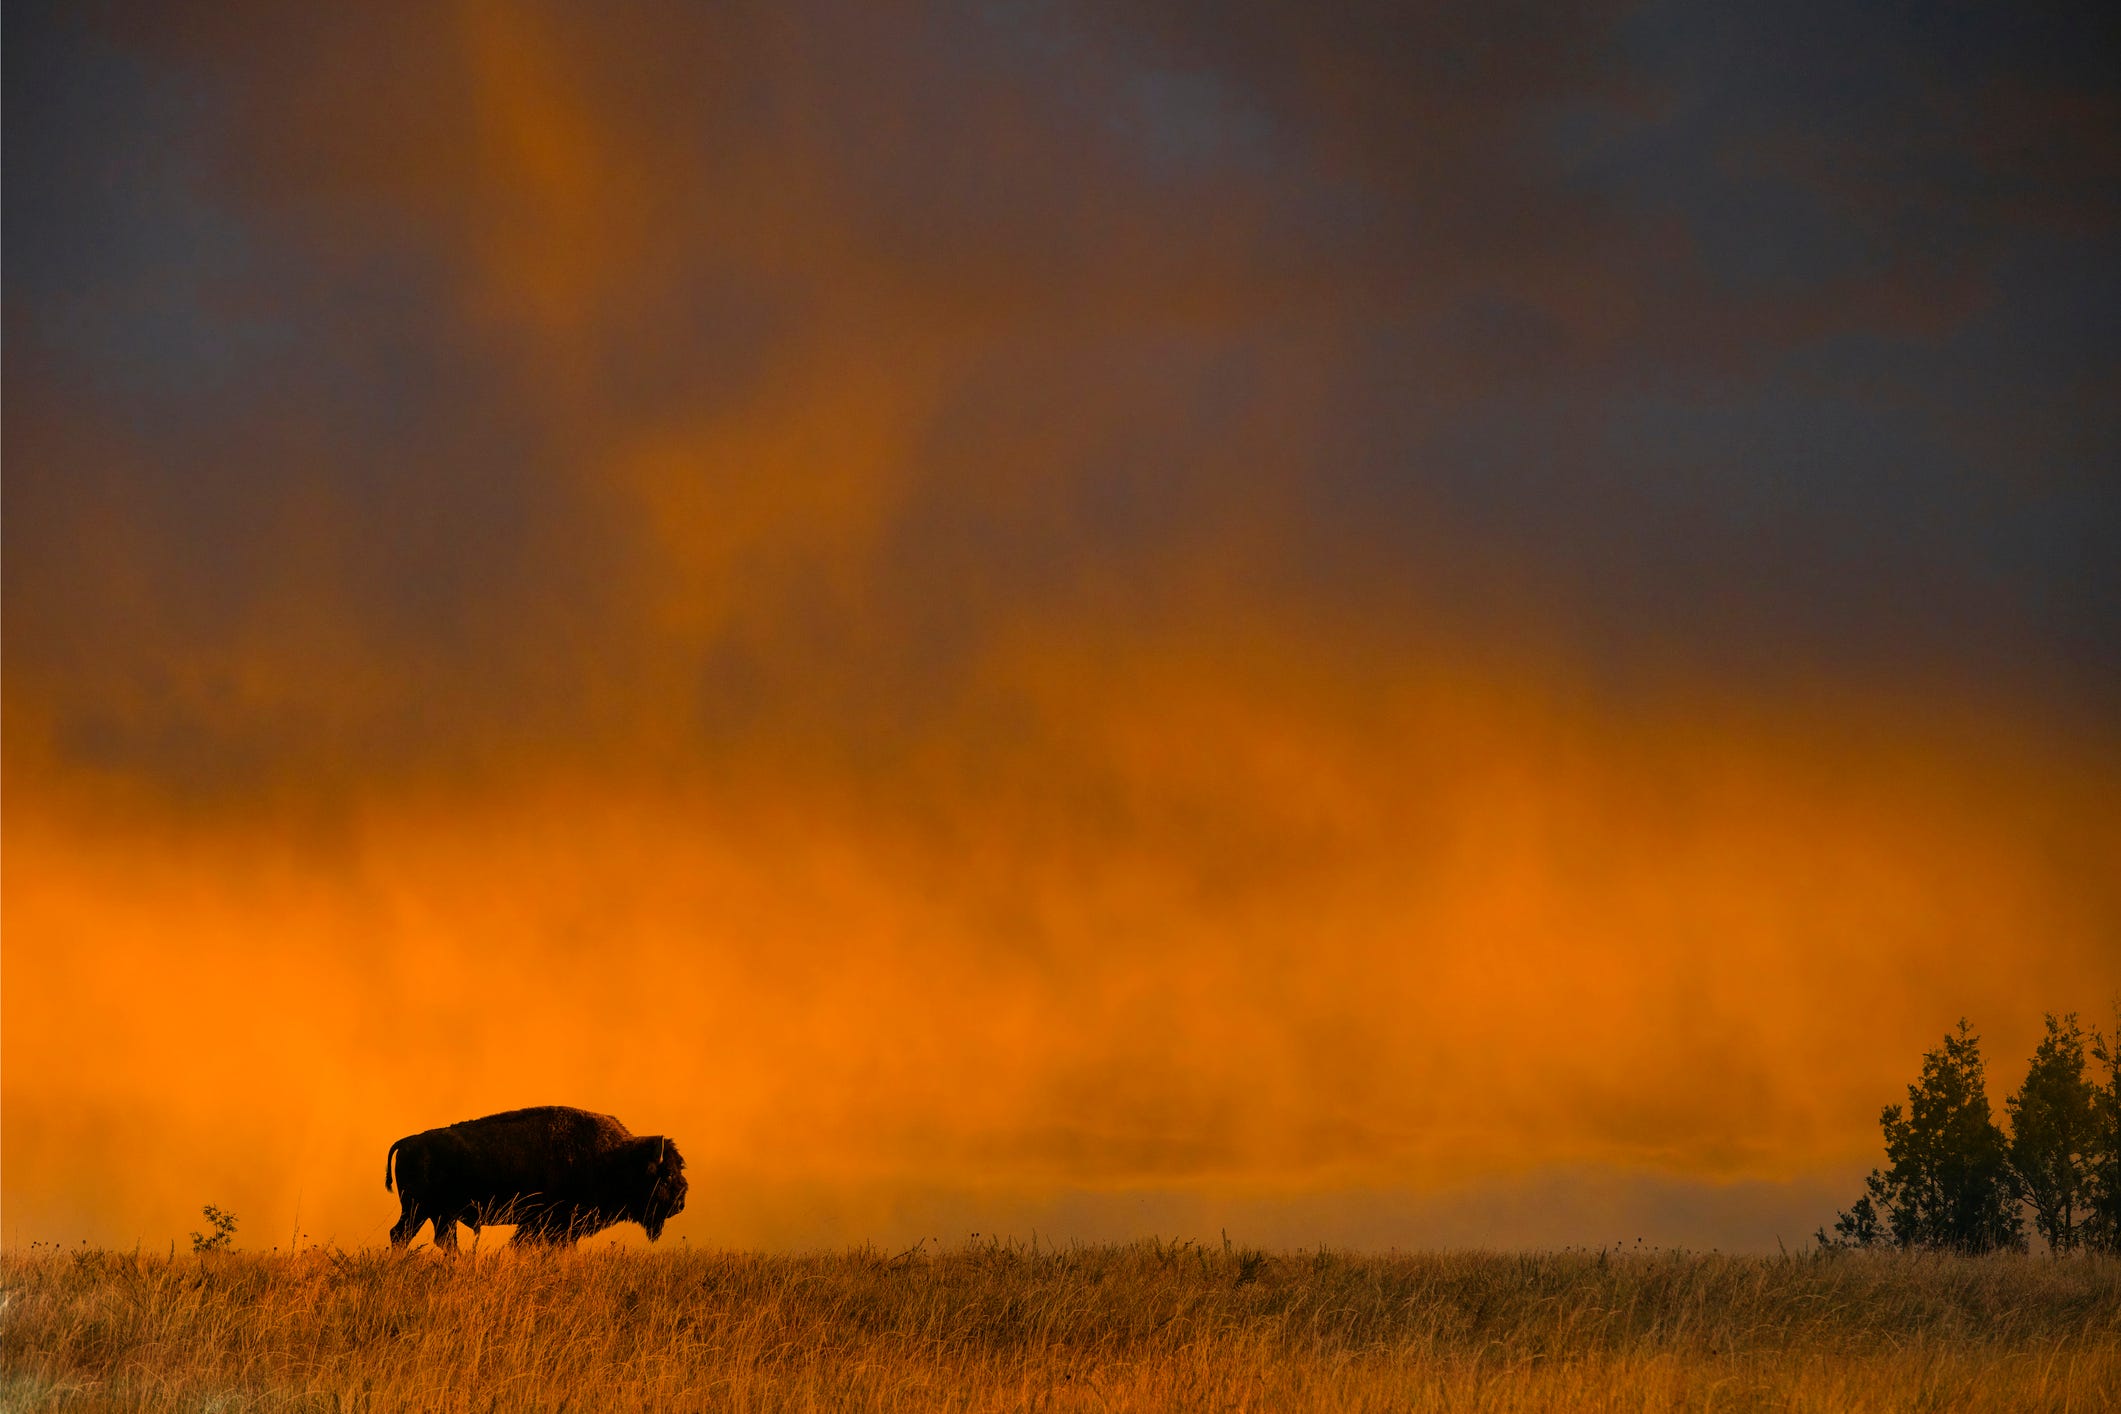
4, 1240, 2117, 1411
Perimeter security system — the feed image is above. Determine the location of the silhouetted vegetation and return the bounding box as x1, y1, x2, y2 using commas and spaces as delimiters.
188, 1205, 237, 1255
1825, 1012, 2121, 1254
2013, 1015, 2099, 1253
2093, 1026, 2121, 1253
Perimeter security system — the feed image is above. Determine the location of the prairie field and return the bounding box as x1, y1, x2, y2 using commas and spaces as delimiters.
3, 1241, 2117, 1412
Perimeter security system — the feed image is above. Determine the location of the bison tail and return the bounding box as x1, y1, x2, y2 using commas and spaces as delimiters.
385, 1138, 405, 1193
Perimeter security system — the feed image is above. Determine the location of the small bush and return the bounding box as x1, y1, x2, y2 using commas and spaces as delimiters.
189, 1205, 238, 1255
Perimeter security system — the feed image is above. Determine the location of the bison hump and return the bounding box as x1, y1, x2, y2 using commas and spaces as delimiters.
446, 1106, 634, 1149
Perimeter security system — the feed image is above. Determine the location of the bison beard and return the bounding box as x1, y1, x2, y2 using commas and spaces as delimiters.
384, 1106, 688, 1249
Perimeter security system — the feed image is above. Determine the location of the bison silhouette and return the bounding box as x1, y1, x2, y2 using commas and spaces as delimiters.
385, 1106, 687, 1248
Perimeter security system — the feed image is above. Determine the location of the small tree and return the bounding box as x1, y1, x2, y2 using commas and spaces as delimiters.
2088, 1014, 2121, 1255
2007, 1014, 2095, 1253
1829, 1020, 2023, 1253
1819, 1192, 1882, 1250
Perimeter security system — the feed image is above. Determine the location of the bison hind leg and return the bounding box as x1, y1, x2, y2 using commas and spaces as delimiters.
389, 1198, 426, 1249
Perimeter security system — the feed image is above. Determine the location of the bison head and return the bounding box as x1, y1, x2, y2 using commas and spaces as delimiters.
635, 1136, 688, 1240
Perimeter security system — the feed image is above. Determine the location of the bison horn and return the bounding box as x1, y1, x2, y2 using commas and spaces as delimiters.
658, 1137, 668, 1164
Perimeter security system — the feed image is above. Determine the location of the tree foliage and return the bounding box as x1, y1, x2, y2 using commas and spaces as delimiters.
2006, 1014, 2095, 1253
1825, 1021, 2022, 1254
2088, 1015, 2121, 1255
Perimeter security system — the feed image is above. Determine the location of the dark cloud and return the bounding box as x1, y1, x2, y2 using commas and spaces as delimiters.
10, 2, 2114, 765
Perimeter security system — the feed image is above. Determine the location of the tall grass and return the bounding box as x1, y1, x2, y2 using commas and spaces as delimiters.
5, 1241, 2117, 1411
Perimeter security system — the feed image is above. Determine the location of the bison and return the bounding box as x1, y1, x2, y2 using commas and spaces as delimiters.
384, 1106, 687, 1249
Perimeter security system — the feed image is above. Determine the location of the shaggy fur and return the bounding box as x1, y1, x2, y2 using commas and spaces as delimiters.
385, 1106, 687, 1248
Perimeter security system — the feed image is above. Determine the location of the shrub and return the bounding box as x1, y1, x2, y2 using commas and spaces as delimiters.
190, 1205, 238, 1255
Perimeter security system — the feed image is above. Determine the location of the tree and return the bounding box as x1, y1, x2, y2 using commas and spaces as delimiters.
1827, 1020, 2023, 1253
1819, 1192, 1882, 1250
2088, 1013, 2121, 1255
2007, 1014, 2095, 1253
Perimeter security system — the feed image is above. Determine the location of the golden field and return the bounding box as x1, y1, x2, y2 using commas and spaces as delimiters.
3, 1241, 2117, 1412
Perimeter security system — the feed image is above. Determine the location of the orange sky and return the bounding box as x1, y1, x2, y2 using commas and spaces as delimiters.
6, 0, 2119, 1250
10, 633, 2116, 1249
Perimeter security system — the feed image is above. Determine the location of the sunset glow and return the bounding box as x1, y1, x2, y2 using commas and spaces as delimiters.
7, 0, 2118, 1252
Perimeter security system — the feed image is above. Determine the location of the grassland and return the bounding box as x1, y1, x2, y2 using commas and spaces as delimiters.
4, 1240, 2117, 1411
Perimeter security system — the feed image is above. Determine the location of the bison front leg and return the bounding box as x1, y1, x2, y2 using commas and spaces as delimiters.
509, 1212, 577, 1247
